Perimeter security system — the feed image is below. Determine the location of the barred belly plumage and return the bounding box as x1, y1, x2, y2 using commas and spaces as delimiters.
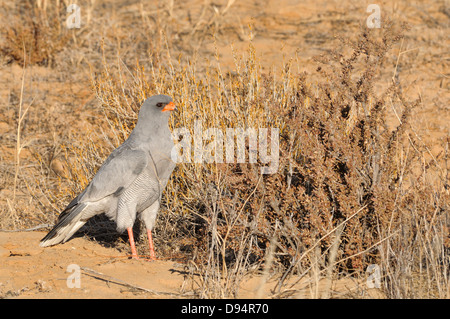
116, 171, 160, 231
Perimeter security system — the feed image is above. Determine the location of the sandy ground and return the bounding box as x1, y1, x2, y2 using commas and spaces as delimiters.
0, 231, 186, 298
0, 231, 383, 298
0, 0, 447, 299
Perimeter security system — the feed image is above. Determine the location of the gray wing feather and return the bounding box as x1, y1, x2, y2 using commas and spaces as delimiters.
82, 145, 148, 203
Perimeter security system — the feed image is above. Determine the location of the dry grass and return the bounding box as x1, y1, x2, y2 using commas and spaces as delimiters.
86, 21, 449, 298
0, 1, 70, 67
0, 1, 448, 299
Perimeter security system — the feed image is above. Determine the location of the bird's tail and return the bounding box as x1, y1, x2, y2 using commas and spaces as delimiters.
40, 203, 88, 247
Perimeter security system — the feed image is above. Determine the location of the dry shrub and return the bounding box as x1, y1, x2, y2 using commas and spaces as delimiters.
0, 1, 70, 66
67, 21, 449, 298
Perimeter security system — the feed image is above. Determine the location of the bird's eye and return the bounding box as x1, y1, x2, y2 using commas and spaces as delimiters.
156, 102, 165, 108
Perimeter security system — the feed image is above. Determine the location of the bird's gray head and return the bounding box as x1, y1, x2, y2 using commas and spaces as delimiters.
139, 94, 176, 117
136, 94, 176, 124
131, 94, 176, 141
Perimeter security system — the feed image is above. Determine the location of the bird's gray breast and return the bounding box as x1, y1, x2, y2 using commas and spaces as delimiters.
118, 170, 160, 213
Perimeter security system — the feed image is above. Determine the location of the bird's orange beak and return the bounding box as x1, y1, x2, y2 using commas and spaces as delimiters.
162, 101, 176, 112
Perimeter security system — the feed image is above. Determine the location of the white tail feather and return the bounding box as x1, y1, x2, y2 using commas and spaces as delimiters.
39, 217, 86, 247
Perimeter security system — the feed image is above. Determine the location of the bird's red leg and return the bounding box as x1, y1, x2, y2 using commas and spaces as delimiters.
147, 229, 156, 260
127, 227, 139, 259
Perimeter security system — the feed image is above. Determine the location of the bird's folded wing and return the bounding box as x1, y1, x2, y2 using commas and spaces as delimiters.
81, 145, 149, 203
